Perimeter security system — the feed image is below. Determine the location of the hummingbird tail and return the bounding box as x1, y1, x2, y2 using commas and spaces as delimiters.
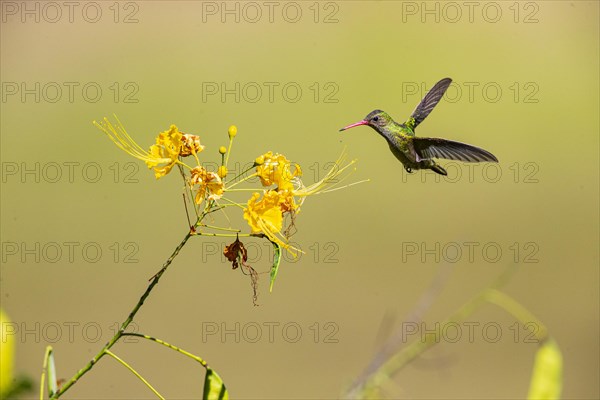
430, 164, 447, 176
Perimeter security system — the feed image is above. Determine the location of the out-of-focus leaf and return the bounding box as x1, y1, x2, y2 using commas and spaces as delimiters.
1, 375, 34, 399
269, 242, 282, 292
0, 309, 14, 396
203, 367, 228, 400
527, 338, 562, 400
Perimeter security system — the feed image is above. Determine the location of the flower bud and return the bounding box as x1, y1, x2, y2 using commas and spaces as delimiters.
218, 166, 228, 178
255, 155, 265, 165
228, 125, 237, 138
219, 146, 227, 155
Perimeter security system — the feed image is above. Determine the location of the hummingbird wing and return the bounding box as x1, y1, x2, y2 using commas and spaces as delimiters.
406, 78, 452, 130
413, 137, 498, 163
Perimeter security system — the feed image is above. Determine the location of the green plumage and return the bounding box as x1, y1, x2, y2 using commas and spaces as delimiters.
339, 78, 498, 176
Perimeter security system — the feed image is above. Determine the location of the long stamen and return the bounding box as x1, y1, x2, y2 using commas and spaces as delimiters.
93, 118, 172, 165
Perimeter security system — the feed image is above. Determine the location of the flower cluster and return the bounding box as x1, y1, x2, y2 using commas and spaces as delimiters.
94, 116, 362, 298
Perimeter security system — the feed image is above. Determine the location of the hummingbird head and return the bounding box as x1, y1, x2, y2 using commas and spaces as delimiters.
339, 110, 393, 132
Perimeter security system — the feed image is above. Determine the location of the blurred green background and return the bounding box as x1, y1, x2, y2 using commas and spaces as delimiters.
1, 1, 598, 398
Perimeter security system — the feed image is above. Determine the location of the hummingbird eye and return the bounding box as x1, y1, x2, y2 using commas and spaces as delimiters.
372, 116, 379, 122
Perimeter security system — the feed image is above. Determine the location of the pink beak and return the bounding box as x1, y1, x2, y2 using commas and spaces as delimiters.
339, 120, 368, 132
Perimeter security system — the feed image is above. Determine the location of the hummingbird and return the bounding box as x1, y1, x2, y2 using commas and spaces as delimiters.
339, 78, 498, 176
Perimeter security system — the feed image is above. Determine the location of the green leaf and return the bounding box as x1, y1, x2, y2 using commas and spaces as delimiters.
48, 350, 58, 395
269, 242, 282, 292
527, 338, 562, 400
203, 367, 228, 400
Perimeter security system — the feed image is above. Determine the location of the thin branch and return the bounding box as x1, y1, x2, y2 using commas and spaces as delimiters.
226, 164, 256, 184
183, 193, 193, 229
122, 333, 209, 368
198, 224, 241, 233
51, 231, 194, 398
104, 350, 165, 400
484, 289, 548, 341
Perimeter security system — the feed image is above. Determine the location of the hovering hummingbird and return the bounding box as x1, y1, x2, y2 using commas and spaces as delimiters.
339, 78, 498, 176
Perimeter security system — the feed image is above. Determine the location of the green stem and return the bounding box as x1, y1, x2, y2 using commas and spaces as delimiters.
217, 197, 247, 211
104, 350, 165, 400
206, 204, 237, 210
196, 232, 252, 238
39, 346, 52, 400
226, 164, 257, 186
226, 172, 258, 190
224, 137, 233, 167
483, 289, 548, 341
198, 224, 241, 233
50, 231, 193, 399
122, 333, 209, 368
175, 159, 194, 171
181, 167, 200, 220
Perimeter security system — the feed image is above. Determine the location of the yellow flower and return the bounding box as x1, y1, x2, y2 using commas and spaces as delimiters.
147, 125, 183, 178
256, 151, 302, 191
243, 190, 300, 255
243, 150, 363, 256
244, 191, 284, 237
93, 117, 186, 179
190, 166, 224, 204
180, 133, 205, 157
